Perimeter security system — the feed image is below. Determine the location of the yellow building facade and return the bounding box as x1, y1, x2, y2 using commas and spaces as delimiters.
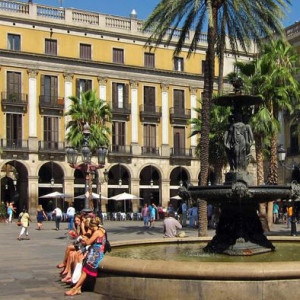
0, 1, 254, 215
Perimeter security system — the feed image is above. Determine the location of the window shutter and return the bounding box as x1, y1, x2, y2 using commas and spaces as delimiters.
112, 83, 118, 107
86, 80, 92, 92
124, 84, 129, 107
40, 75, 45, 97
76, 79, 80, 98
17, 114, 22, 142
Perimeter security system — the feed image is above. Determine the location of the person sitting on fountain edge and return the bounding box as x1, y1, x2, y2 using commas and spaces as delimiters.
163, 211, 182, 238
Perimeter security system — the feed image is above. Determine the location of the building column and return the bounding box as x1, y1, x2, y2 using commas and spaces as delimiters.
161, 179, 170, 208
101, 181, 108, 213
161, 83, 170, 156
97, 77, 107, 101
64, 72, 74, 137
28, 176, 39, 216
64, 176, 74, 198
130, 81, 140, 155
27, 69, 39, 151
131, 178, 140, 212
190, 87, 198, 150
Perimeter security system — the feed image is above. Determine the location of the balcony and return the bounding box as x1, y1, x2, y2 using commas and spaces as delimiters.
141, 146, 160, 156
170, 147, 192, 165
0, 139, 29, 159
39, 95, 64, 116
109, 102, 131, 121
108, 144, 132, 163
139, 105, 162, 123
169, 108, 191, 124
38, 141, 66, 161
1, 92, 28, 113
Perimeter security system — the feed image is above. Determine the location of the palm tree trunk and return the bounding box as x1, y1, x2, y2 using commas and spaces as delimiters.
218, 12, 226, 95
198, 2, 217, 237
255, 134, 270, 232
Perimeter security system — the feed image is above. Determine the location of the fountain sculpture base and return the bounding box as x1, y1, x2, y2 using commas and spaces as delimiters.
204, 203, 275, 255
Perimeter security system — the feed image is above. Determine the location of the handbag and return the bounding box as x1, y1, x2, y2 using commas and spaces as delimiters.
72, 262, 82, 284
17, 220, 21, 226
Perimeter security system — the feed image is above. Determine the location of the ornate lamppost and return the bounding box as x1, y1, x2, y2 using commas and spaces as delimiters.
66, 123, 107, 214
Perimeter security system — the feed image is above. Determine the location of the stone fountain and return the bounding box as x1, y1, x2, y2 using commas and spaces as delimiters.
95, 85, 300, 300
183, 86, 300, 255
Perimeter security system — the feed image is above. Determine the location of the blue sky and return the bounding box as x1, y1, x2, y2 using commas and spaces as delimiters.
19, 0, 300, 27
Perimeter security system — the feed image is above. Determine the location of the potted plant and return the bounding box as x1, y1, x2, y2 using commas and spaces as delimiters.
0, 202, 7, 223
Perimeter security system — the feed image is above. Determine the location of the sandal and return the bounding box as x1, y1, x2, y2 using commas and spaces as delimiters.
56, 263, 65, 269
65, 287, 81, 296
61, 276, 72, 283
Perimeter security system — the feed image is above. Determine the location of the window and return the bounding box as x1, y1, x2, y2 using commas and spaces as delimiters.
113, 48, 124, 64
144, 53, 155, 68
144, 124, 156, 149
202, 60, 207, 74
144, 86, 155, 112
174, 57, 184, 71
112, 121, 125, 151
7, 71, 21, 100
7, 34, 20, 51
112, 83, 128, 109
80, 43, 91, 60
76, 79, 92, 98
41, 75, 58, 103
173, 89, 185, 112
6, 113, 22, 147
173, 127, 185, 155
44, 117, 59, 149
45, 39, 57, 55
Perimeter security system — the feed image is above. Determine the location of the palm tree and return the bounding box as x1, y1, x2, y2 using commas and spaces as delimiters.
65, 90, 112, 210
233, 40, 299, 227
144, 0, 290, 236
190, 102, 230, 183
65, 90, 111, 150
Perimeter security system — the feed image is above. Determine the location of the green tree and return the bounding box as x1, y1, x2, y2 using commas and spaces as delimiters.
65, 90, 111, 150
190, 101, 230, 184
144, 0, 290, 236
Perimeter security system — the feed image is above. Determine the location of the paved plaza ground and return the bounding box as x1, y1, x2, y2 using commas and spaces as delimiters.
0, 219, 294, 300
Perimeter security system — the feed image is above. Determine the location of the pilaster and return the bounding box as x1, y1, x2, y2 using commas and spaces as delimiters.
64, 72, 74, 136
27, 69, 39, 151
161, 179, 170, 208
130, 80, 140, 155
130, 178, 140, 212
28, 176, 39, 216
97, 77, 107, 101
161, 83, 170, 156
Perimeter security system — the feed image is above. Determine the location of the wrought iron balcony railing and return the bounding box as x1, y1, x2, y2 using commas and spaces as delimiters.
109, 144, 132, 154
141, 146, 160, 155
170, 147, 192, 158
139, 105, 162, 123
1, 91, 28, 113
38, 141, 65, 152
1, 138, 29, 150
169, 107, 191, 124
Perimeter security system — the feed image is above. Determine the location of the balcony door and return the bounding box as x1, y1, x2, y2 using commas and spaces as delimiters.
76, 79, 92, 99
7, 71, 21, 101
112, 121, 125, 152
6, 113, 22, 147
44, 117, 59, 149
144, 86, 155, 112
173, 127, 185, 155
144, 124, 156, 153
41, 75, 58, 103
112, 83, 128, 109
174, 89, 185, 113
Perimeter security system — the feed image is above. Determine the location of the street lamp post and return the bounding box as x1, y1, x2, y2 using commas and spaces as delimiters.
66, 123, 108, 214
277, 144, 298, 236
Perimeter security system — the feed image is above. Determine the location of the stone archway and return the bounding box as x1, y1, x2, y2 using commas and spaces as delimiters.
0, 160, 28, 214
107, 164, 131, 212
38, 162, 64, 212
139, 165, 161, 206
169, 167, 190, 210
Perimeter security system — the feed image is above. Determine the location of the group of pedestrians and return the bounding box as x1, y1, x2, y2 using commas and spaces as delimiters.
141, 203, 158, 228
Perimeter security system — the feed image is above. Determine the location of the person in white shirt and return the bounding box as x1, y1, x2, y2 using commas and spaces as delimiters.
53, 207, 62, 230
66, 204, 76, 231
163, 211, 182, 238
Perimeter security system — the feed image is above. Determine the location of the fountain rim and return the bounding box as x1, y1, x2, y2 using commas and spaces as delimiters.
101, 237, 300, 281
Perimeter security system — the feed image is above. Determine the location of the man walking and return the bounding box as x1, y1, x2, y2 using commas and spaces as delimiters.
66, 203, 75, 230
53, 206, 62, 230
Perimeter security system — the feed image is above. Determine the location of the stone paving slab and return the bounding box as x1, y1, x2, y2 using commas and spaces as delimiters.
0, 219, 293, 299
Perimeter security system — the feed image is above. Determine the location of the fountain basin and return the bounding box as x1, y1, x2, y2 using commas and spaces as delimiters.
95, 237, 300, 300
